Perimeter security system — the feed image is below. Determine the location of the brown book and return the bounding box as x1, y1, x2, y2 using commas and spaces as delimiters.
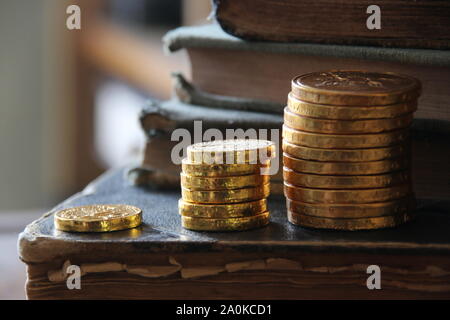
213, 0, 450, 49
19, 168, 450, 299
164, 24, 450, 122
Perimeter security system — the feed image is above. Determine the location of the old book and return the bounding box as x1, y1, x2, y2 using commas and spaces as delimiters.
19, 168, 450, 299
133, 79, 450, 199
212, 0, 450, 49
164, 24, 450, 122
130, 98, 284, 193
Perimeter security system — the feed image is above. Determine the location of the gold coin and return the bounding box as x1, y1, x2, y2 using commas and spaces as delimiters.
284, 107, 413, 134
178, 198, 268, 218
287, 93, 418, 120
180, 172, 269, 190
286, 197, 415, 218
283, 182, 411, 204
291, 71, 421, 106
283, 153, 409, 175
287, 210, 412, 230
283, 167, 410, 189
182, 158, 270, 177
187, 139, 276, 164
181, 211, 270, 231
283, 125, 410, 149
54, 204, 142, 232
282, 140, 409, 162
181, 184, 270, 203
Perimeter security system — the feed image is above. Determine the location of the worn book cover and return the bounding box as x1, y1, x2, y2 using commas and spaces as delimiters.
164, 24, 450, 122
213, 0, 450, 49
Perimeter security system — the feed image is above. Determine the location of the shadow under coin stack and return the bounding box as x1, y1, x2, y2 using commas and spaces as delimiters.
179, 139, 275, 231
283, 71, 421, 230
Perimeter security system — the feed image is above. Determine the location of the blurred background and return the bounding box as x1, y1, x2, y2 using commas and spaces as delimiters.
0, 0, 211, 299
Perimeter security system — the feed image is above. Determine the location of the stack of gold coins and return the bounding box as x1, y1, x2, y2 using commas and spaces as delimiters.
283, 71, 421, 230
179, 139, 275, 231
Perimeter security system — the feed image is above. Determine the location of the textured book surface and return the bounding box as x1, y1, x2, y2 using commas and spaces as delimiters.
140, 98, 283, 135
164, 24, 450, 66
212, 0, 450, 49
164, 24, 450, 122
19, 168, 450, 299
134, 98, 284, 191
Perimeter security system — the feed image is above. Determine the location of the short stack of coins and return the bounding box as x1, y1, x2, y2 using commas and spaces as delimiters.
179, 139, 275, 231
283, 71, 421, 230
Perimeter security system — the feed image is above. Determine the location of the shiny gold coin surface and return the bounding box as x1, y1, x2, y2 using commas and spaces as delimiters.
291, 71, 421, 106
282, 140, 409, 162
180, 172, 269, 190
181, 184, 270, 204
287, 210, 412, 230
284, 107, 413, 134
182, 158, 269, 177
187, 139, 276, 164
54, 204, 142, 232
286, 197, 415, 218
178, 198, 267, 218
283, 182, 411, 204
283, 153, 409, 175
283, 125, 410, 149
283, 167, 410, 189
287, 93, 418, 120
181, 211, 270, 231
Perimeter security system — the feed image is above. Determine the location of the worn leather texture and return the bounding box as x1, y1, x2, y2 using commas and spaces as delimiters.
19, 167, 450, 263
164, 24, 450, 67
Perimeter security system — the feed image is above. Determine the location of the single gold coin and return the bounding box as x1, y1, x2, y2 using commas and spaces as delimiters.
283, 153, 409, 175
284, 107, 413, 134
287, 210, 412, 230
283, 167, 410, 189
283, 182, 411, 204
286, 197, 415, 218
182, 158, 270, 177
283, 125, 410, 149
187, 139, 276, 164
54, 204, 142, 232
180, 172, 269, 190
291, 71, 421, 106
181, 184, 270, 204
282, 140, 410, 162
178, 198, 268, 218
181, 211, 270, 231
287, 93, 418, 120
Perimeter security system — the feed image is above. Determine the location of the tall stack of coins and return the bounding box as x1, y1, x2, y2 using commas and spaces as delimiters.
179, 139, 275, 231
283, 71, 421, 230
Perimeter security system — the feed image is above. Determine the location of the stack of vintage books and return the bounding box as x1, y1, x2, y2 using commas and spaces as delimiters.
19, 1, 450, 300
132, 1, 450, 201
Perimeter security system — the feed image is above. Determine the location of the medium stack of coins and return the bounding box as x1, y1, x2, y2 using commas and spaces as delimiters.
283, 71, 421, 230
179, 139, 275, 231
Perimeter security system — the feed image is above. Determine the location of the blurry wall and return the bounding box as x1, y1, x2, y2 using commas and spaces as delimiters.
0, 0, 211, 211
0, 0, 77, 210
